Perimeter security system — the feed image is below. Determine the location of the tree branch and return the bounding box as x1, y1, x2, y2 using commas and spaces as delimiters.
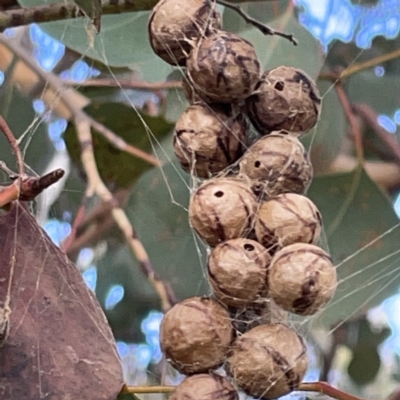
0, 34, 177, 312
0, 34, 160, 167
0, 115, 25, 176
335, 82, 364, 162
319, 48, 400, 81
67, 78, 183, 91
0, 0, 271, 31
353, 103, 400, 165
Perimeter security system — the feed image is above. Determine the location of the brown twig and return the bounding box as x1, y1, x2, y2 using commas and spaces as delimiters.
0, 34, 160, 168
353, 103, 400, 165
121, 382, 368, 400
298, 382, 367, 400
335, 82, 364, 162
319, 48, 400, 81
216, 0, 297, 45
90, 118, 161, 167
0, 115, 25, 176
61, 195, 89, 253
67, 78, 183, 92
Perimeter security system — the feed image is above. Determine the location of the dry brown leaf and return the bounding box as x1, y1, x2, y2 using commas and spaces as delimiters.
0, 202, 124, 400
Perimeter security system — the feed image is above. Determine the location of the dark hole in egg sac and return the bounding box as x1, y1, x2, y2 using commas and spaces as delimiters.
214, 190, 224, 198
254, 161, 261, 168
274, 81, 285, 91
243, 244, 255, 251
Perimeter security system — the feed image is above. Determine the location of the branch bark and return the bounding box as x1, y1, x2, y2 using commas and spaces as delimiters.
0, 0, 269, 31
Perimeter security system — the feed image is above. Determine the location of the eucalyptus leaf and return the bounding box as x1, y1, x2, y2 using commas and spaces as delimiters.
64, 101, 174, 188
126, 161, 209, 301
74, 0, 102, 31
347, 71, 400, 116
18, 0, 174, 81
308, 166, 400, 327
302, 80, 346, 173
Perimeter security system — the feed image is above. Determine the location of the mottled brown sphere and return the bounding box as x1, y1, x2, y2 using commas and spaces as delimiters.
174, 104, 249, 178
189, 177, 258, 247
239, 131, 313, 198
230, 298, 288, 335
226, 324, 308, 399
148, 0, 221, 66
187, 31, 261, 103
269, 243, 337, 316
170, 373, 238, 400
208, 238, 271, 307
160, 297, 232, 374
255, 193, 322, 254
246, 66, 321, 135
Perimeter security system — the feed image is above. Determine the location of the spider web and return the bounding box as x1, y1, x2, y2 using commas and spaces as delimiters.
1, 0, 400, 399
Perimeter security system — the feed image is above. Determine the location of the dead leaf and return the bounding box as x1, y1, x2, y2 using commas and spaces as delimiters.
0, 202, 124, 400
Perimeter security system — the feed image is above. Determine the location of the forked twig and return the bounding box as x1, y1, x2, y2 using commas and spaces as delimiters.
0, 115, 25, 176
216, 0, 297, 45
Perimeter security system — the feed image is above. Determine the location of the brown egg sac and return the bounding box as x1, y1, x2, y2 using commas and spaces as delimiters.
239, 131, 313, 198
148, 0, 221, 66
189, 177, 258, 247
230, 298, 288, 335
207, 238, 271, 307
246, 66, 321, 135
187, 31, 261, 103
160, 297, 232, 374
255, 193, 322, 254
226, 323, 308, 399
173, 104, 249, 178
170, 373, 238, 400
269, 243, 337, 315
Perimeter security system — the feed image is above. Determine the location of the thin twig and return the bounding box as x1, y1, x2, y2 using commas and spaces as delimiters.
216, 0, 297, 45
0, 34, 160, 168
298, 382, 368, 400
353, 103, 400, 165
319, 48, 400, 81
335, 82, 364, 162
121, 382, 368, 400
0, 0, 270, 31
0, 115, 25, 176
121, 385, 173, 394
67, 78, 183, 92
61, 195, 89, 253
90, 118, 161, 167
0, 34, 176, 312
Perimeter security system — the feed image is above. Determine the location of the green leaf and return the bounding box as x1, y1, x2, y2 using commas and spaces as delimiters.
64, 102, 174, 188
0, 87, 54, 177
96, 245, 160, 341
18, 0, 175, 80
347, 319, 390, 385
237, 7, 325, 79
347, 71, 400, 115
74, 0, 102, 32
308, 166, 400, 327
126, 160, 209, 300
301, 80, 346, 173
99, 161, 208, 339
